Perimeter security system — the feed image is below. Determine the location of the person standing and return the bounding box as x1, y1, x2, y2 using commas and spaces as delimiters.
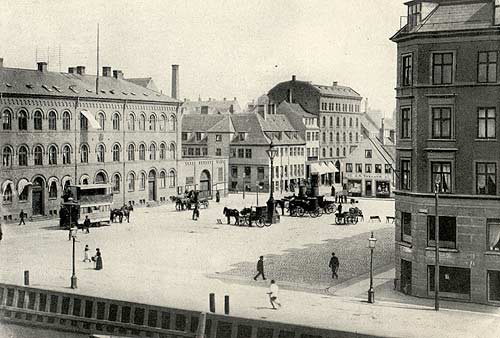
18, 209, 26, 225
0, 223, 3, 243
192, 202, 199, 221
331, 185, 335, 198
94, 248, 103, 270
253, 256, 266, 280
267, 280, 281, 309
329, 252, 340, 279
83, 216, 91, 234
127, 202, 134, 222
337, 203, 343, 215
215, 190, 220, 203
83, 245, 91, 262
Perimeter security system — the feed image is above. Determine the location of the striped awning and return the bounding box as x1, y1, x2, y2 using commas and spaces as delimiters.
17, 178, 32, 195
80, 110, 101, 129
2, 180, 13, 194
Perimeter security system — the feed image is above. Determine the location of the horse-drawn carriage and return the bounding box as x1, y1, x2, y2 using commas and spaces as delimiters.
288, 197, 322, 218
223, 206, 271, 227
170, 190, 209, 211
335, 207, 363, 225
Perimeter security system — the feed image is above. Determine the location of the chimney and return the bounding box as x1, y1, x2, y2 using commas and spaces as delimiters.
171, 64, 179, 99
379, 118, 385, 145
292, 75, 296, 81
37, 62, 48, 72
113, 70, 124, 79
68, 67, 75, 74
332, 81, 338, 86
76, 66, 86, 75
0, 58, 4, 68
102, 66, 112, 77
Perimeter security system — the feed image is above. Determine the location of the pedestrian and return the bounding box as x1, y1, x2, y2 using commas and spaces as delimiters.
192, 202, 199, 221
337, 203, 343, 215
83, 244, 91, 262
331, 185, 335, 197
127, 201, 134, 222
83, 215, 91, 234
118, 209, 123, 223
267, 280, 281, 309
0, 223, 3, 243
253, 256, 266, 280
94, 248, 103, 270
215, 190, 220, 203
18, 209, 26, 225
329, 252, 339, 279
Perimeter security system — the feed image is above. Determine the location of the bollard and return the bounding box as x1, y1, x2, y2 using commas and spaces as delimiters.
24, 270, 29, 286
209, 293, 215, 313
224, 295, 230, 315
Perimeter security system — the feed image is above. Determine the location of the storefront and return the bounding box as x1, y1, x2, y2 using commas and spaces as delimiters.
347, 179, 362, 197
375, 180, 391, 197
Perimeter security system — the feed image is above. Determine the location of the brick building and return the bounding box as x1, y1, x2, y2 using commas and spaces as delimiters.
392, 0, 500, 304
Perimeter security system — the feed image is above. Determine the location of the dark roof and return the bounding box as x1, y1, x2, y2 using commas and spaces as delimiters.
0, 66, 177, 103
182, 99, 241, 114
276, 101, 316, 118
230, 114, 269, 145
312, 84, 361, 98
125, 77, 159, 92
181, 115, 227, 132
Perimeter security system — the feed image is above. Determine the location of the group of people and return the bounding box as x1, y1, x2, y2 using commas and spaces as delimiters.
110, 202, 134, 223
331, 185, 349, 204
83, 245, 103, 270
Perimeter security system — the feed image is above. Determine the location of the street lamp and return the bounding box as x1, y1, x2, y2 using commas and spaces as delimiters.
67, 197, 78, 289
368, 231, 377, 303
266, 140, 279, 223
434, 180, 441, 311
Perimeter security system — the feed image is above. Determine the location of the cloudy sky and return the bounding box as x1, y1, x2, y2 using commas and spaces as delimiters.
1, 0, 406, 115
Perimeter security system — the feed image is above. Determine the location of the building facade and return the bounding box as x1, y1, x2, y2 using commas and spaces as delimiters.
392, 0, 500, 304
0, 61, 181, 223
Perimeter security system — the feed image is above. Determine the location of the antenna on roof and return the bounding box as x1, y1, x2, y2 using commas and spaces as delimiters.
96, 23, 100, 95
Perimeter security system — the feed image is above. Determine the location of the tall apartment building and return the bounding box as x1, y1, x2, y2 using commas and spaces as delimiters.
392, 0, 500, 304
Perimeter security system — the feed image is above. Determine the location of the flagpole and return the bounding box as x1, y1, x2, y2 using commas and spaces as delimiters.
96, 24, 100, 94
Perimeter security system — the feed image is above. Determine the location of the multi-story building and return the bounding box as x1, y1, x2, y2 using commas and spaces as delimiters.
0, 60, 182, 223
392, 0, 500, 304
268, 76, 363, 185
181, 97, 241, 115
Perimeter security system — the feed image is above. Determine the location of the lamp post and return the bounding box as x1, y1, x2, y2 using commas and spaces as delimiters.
367, 231, 377, 303
266, 140, 278, 223
67, 198, 78, 289
434, 180, 440, 311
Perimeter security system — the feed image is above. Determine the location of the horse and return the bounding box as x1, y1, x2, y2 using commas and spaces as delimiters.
170, 196, 189, 210
349, 207, 364, 222
223, 207, 240, 225
110, 208, 124, 223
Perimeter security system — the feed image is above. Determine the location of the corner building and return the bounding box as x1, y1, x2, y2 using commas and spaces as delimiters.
392, 0, 500, 304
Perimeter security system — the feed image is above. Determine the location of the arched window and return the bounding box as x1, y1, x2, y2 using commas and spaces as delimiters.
49, 181, 57, 198
18, 146, 28, 166
139, 144, 146, 160
112, 144, 120, 162
336, 148, 340, 157
48, 111, 57, 130
97, 112, 105, 130
329, 148, 333, 157
112, 113, 120, 130
3, 183, 12, 203
18, 110, 28, 130
128, 113, 135, 131
81, 144, 89, 163
149, 114, 156, 131
2, 110, 12, 130
139, 172, 146, 190
329, 132, 333, 143
169, 170, 176, 187
63, 145, 71, 164
336, 116, 340, 126
139, 114, 146, 131
128, 144, 135, 161
322, 148, 326, 158
356, 132, 359, 141
159, 114, 166, 131
112, 173, 120, 193
343, 117, 346, 127
330, 116, 333, 127
355, 118, 359, 127
2, 146, 12, 167
95, 172, 107, 184
169, 143, 176, 159
343, 148, 346, 156
34, 111, 43, 130
349, 117, 353, 127
128, 172, 135, 191
336, 132, 340, 142
150, 143, 156, 160
322, 132, 326, 142
343, 132, 346, 142
62, 111, 71, 130
80, 113, 88, 130
349, 132, 352, 142
48, 145, 57, 165
34, 146, 43, 165
159, 171, 166, 188
169, 115, 176, 131
96, 144, 105, 163
160, 143, 166, 160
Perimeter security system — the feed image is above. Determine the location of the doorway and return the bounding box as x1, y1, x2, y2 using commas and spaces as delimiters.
32, 177, 45, 216
401, 259, 412, 295
148, 170, 157, 201
200, 170, 211, 198
365, 180, 372, 197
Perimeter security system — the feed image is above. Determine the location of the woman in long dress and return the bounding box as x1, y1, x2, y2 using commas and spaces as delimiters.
95, 248, 103, 270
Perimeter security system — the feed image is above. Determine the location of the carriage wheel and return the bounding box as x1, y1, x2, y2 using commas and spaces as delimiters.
335, 215, 342, 225
242, 216, 249, 226
263, 217, 272, 227
297, 206, 305, 217
176, 203, 182, 211
256, 218, 265, 228
290, 208, 296, 217
309, 208, 320, 218
325, 204, 335, 214
352, 216, 359, 224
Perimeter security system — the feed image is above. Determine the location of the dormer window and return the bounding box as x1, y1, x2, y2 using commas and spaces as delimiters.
238, 132, 246, 141
182, 132, 188, 141
196, 132, 202, 141
408, 3, 422, 28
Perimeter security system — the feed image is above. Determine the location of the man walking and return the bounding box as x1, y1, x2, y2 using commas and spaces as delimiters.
18, 209, 26, 225
253, 256, 266, 280
215, 190, 220, 203
267, 280, 281, 309
329, 252, 339, 279
83, 216, 91, 234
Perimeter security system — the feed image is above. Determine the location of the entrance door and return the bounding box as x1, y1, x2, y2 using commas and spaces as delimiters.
200, 170, 211, 198
365, 180, 372, 197
148, 170, 157, 201
32, 177, 44, 216
401, 259, 412, 294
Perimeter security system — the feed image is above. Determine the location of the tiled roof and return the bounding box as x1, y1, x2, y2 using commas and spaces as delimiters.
230, 114, 269, 145
0, 67, 177, 103
125, 77, 159, 92
182, 99, 241, 114
276, 101, 316, 118
181, 115, 227, 132
312, 83, 361, 98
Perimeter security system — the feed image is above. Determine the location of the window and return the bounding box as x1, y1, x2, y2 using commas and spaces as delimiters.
217, 167, 223, 182
402, 54, 412, 86
128, 144, 135, 161
349, 118, 352, 127
182, 133, 188, 141
322, 132, 326, 143
329, 132, 333, 143
401, 107, 411, 139
97, 112, 105, 130
356, 132, 359, 141
150, 144, 156, 160
2, 146, 12, 167
336, 132, 339, 142
330, 116, 333, 127
322, 148, 326, 158
356, 118, 358, 127
62, 145, 71, 164
139, 144, 146, 160
81, 144, 89, 163
112, 174, 120, 193
476, 162, 496, 195
202, 148, 208, 156
355, 163, 362, 173
169, 143, 176, 159
159, 114, 166, 131
112, 113, 120, 130
432, 52, 453, 85
349, 132, 352, 142
128, 172, 135, 191
385, 164, 392, 173
427, 216, 456, 248
216, 148, 222, 156
231, 166, 238, 178
365, 164, 372, 173
408, 2, 421, 27
169, 115, 176, 131
128, 114, 135, 130
432, 107, 452, 139
159, 171, 166, 188
49, 181, 57, 199
48, 111, 57, 130
139, 172, 146, 190
18, 146, 28, 166
244, 167, 251, 178
365, 150, 372, 158
343, 117, 346, 126
487, 220, 500, 251
80, 113, 88, 130
139, 114, 146, 131
160, 143, 166, 160
48, 146, 57, 165
329, 148, 333, 157
322, 116, 326, 127
336, 116, 340, 126
401, 212, 412, 243
19, 182, 28, 201
238, 149, 244, 158
169, 170, 176, 187
33, 111, 42, 130
112, 144, 120, 162
18, 111, 28, 130
343, 148, 346, 157
428, 265, 470, 295
34, 146, 43, 165
478, 51, 497, 83
375, 164, 382, 173
149, 115, 156, 131
258, 167, 264, 180
478, 108, 496, 139
2, 110, 12, 130
401, 160, 411, 190
342, 132, 346, 142
306, 132, 311, 141
96, 144, 105, 163
245, 149, 252, 158
3, 183, 12, 203
488, 270, 500, 302
62, 112, 71, 130
336, 148, 340, 157
431, 162, 451, 193
216, 134, 222, 142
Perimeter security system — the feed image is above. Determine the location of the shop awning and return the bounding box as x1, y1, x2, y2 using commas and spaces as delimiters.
80, 110, 101, 129
311, 163, 330, 175
17, 178, 32, 195
325, 161, 338, 173
2, 180, 13, 194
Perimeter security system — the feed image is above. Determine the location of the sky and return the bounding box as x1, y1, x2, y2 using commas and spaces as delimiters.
0, 0, 406, 116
